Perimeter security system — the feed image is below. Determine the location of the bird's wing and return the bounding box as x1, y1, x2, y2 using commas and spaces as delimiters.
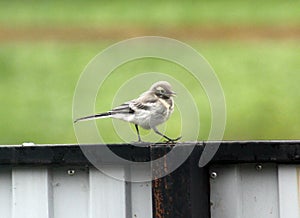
110, 101, 135, 114
130, 93, 158, 111
74, 94, 159, 123
111, 94, 158, 114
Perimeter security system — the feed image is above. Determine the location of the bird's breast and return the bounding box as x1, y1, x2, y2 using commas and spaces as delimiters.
158, 98, 174, 115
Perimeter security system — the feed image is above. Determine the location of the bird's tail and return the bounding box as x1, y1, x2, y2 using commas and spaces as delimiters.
74, 112, 112, 123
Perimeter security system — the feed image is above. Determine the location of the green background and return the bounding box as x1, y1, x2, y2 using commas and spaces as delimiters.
1, 1, 299, 144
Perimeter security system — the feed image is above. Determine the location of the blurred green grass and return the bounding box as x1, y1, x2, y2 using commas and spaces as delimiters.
0, 0, 300, 27
0, 43, 105, 144
1, 41, 300, 144
1, 0, 300, 144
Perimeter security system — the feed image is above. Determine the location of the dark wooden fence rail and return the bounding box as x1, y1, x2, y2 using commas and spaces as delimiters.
1, 140, 300, 218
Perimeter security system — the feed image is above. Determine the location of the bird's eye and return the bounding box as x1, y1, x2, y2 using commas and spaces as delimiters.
159, 89, 165, 93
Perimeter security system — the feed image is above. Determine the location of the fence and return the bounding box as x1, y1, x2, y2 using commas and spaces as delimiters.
0, 141, 300, 218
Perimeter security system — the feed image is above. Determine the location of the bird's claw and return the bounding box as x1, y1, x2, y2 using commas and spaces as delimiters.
164, 136, 182, 143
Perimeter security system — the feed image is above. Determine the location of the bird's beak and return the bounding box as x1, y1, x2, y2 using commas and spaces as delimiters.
170, 91, 176, 96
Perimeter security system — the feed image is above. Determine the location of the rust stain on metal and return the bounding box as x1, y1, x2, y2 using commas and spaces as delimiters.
152, 146, 170, 218
153, 178, 165, 218
164, 155, 169, 190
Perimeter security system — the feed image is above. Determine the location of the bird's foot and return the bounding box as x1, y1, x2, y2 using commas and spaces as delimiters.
164, 136, 182, 143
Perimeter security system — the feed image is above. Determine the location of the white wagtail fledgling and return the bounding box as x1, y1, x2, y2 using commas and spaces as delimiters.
74, 81, 181, 142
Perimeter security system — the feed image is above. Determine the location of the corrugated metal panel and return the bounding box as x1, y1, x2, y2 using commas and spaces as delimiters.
89, 166, 126, 218
0, 166, 152, 218
52, 166, 89, 218
2, 141, 300, 218
210, 163, 300, 218
12, 167, 52, 218
0, 167, 12, 218
129, 166, 153, 218
0, 143, 209, 218
278, 165, 300, 218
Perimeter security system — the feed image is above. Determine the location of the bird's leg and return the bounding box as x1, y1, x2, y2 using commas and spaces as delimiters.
152, 127, 181, 142
135, 124, 142, 142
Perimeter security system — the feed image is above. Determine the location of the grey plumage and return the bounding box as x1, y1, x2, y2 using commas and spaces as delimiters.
74, 81, 181, 142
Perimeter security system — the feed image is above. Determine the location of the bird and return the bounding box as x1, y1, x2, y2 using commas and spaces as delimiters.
74, 81, 181, 142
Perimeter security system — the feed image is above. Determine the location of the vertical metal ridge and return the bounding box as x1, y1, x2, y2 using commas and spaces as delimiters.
278, 165, 299, 218
125, 167, 133, 218
0, 167, 12, 218
11, 167, 51, 218
130, 165, 153, 218
47, 167, 54, 218
88, 166, 126, 218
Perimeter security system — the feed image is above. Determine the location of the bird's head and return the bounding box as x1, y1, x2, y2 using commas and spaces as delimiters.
150, 81, 176, 99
